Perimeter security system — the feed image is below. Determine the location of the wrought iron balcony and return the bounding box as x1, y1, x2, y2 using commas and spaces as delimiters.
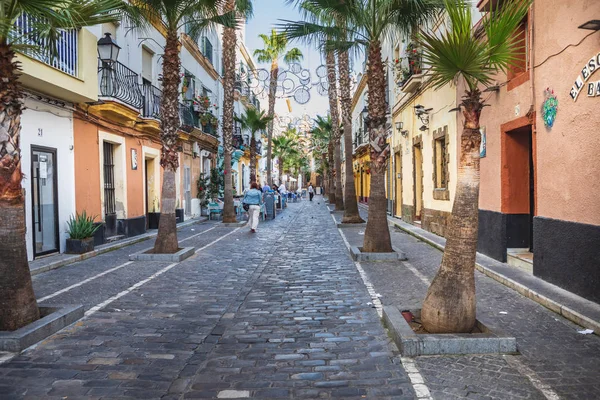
142, 83, 161, 119
98, 60, 144, 109
13, 14, 79, 77
179, 102, 196, 132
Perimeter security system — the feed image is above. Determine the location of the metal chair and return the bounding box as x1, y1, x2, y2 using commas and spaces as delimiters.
208, 202, 222, 220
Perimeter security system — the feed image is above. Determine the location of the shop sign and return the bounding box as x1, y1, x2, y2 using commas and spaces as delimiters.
569, 51, 600, 101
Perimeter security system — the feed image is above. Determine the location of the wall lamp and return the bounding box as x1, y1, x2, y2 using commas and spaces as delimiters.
414, 105, 432, 131
395, 121, 409, 137
578, 20, 600, 31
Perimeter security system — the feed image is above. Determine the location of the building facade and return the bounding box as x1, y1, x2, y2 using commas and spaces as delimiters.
16, 17, 258, 260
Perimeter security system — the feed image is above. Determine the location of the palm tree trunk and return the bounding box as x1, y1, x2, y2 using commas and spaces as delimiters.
421, 90, 483, 333
0, 43, 40, 330
278, 157, 283, 186
363, 42, 392, 253
249, 134, 257, 183
327, 140, 335, 204
266, 60, 278, 186
154, 31, 181, 254
321, 153, 328, 196
339, 50, 364, 223
325, 50, 343, 211
221, 1, 237, 223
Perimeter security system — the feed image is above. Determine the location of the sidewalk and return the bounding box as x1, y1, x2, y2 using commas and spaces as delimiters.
351, 203, 600, 334
29, 217, 206, 276
332, 203, 600, 399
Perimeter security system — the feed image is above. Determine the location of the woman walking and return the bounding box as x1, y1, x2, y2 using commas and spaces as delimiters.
243, 182, 263, 233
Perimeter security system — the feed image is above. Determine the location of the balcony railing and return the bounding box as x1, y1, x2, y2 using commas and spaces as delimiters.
202, 122, 217, 137
179, 103, 196, 131
98, 60, 144, 109
143, 83, 161, 119
13, 14, 79, 77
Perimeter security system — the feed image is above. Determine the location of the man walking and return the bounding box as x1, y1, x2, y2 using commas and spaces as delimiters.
308, 183, 315, 201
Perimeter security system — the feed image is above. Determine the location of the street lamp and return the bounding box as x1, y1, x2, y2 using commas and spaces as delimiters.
395, 121, 403, 131
361, 106, 369, 122
97, 33, 121, 64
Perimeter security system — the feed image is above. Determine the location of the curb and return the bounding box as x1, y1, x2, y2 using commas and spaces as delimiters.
30, 218, 205, 276
389, 219, 600, 335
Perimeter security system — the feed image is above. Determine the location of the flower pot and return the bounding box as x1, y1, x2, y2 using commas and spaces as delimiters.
176, 208, 185, 223
148, 212, 161, 229
65, 237, 95, 254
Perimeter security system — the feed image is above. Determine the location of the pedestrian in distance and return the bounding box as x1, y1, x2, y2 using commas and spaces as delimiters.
308, 183, 314, 201
262, 181, 270, 193
243, 182, 263, 233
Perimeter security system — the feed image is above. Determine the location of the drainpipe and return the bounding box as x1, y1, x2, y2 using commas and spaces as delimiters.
528, 3, 535, 124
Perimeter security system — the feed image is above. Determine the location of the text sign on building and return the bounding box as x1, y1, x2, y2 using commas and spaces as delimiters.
570, 51, 600, 101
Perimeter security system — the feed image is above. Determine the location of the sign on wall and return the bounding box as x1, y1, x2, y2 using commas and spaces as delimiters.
131, 148, 138, 170
480, 127, 486, 158
569, 51, 600, 101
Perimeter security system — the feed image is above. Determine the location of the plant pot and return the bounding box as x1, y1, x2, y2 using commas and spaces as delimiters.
176, 208, 185, 223
65, 237, 95, 254
148, 212, 161, 229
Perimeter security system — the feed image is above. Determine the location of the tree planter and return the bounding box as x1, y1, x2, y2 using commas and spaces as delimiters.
148, 212, 160, 229
65, 237, 95, 254
176, 209, 185, 223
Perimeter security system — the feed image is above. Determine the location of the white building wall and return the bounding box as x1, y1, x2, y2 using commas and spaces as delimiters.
21, 98, 76, 261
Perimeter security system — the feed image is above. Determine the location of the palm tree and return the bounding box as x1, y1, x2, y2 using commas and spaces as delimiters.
234, 108, 273, 182
221, 0, 253, 223
0, 0, 123, 331
253, 30, 303, 186
282, 0, 441, 251
272, 128, 300, 186
310, 115, 333, 197
419, 0, 531, 333
125, 1, 237, 247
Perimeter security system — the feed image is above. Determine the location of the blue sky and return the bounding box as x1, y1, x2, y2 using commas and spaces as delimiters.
244, 1, 332, 120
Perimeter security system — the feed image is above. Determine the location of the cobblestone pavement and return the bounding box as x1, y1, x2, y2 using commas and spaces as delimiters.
335, 207, 600, 400
0, 199, 415, 399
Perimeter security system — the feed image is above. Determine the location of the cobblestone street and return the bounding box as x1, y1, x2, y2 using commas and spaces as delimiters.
1, 198, 599, 399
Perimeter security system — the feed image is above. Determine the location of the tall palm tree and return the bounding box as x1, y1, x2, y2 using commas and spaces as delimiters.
221, 0, 253, 223
234, 108, 273, 182
272, 128, 300, 185
310, 115, 333, 197
253, 30, 303, 186
325, 49, 343, 210
283, 0, 442, 252
125, 1, 237, 246
310, 115, 332, 194
0, 0, 123, 331
419, 0, 531, 333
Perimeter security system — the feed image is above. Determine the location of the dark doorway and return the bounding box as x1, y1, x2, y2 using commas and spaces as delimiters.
103, 142, 117, 237
413, 143, 423, 222
31, 146, 59, 258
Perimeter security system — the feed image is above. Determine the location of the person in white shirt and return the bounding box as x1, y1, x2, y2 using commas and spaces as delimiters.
278, 183, 287, 196
308, 183, 315, 201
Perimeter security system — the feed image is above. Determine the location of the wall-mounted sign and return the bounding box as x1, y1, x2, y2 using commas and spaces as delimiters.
542, 88, 558, 128
480, 127, 486, 158
131, 148, 138, 170
569, 51, 600, 101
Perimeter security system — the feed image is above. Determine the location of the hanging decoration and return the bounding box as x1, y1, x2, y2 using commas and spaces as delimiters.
542, 88, 558, 128
237, 62, 357, 106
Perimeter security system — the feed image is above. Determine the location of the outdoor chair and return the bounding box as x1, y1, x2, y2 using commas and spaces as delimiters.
208, 202, 222, 220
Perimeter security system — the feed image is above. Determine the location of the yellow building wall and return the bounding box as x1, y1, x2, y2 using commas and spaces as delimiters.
17, 28, 99, 103
391, 82, 458, 219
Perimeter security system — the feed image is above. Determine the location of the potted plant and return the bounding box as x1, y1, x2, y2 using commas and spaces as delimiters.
197, 172, 210, 216
176, 198, 184, 223
148, 197, 160, 229
66, 211, 100, 254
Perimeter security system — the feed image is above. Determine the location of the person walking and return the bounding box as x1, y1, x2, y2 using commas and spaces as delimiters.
308, 183, 315, 201
243, 182, 263, 233
262, 181, 271, 193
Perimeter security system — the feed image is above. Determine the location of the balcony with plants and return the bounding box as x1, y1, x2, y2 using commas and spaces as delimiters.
393, 41, 423, 94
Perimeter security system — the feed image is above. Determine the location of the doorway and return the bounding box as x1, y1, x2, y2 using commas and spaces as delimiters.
395, 152, 402, 217
413, 143, 423, 222
31, 146, 59, 257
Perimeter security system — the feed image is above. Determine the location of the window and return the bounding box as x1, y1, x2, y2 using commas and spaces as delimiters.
507, 18, 529, 90
201, 36, 213, 65
142, 47, 153, 84
432, 126, 449, 201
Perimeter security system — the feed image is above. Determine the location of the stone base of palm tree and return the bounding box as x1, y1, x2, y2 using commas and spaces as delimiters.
350, 246, 406, 261
0, 305, 84, 352
337, 222, 367, 228
341, 215, 365, 224
382, 306, 517, 357
129, 247, 194, 262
